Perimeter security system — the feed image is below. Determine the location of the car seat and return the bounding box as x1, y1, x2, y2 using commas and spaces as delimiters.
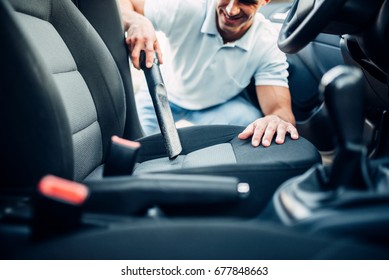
0, 0, 320, 216
3, 0, 389, 261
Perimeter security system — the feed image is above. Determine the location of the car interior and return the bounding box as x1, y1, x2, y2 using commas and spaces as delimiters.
1, 0, 389, 259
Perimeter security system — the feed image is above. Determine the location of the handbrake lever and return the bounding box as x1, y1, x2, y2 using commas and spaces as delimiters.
140, 51, 182, 159
86, 174, 249, 215
32, 174, 249, 238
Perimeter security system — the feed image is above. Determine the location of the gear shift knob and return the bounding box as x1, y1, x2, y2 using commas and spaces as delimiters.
321, 66, 367, 189
321, 66, 365, 149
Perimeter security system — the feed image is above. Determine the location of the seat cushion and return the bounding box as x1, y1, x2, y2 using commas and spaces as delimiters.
133, 143, 237, 173
134, 125, 321, 216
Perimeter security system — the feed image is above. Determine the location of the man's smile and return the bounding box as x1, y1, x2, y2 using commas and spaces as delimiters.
221, 9, 245, 25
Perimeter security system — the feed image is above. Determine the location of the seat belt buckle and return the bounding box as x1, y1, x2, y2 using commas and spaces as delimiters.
103, 136, 141, 176
33, 175, 89, 240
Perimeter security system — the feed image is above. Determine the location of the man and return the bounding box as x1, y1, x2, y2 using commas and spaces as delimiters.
119, 0, 299, 147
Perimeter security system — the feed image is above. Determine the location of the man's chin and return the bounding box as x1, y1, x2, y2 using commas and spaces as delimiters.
219, 24, 239, 35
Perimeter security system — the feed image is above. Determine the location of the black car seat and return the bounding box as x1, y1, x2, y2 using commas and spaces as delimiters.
0, 0, 321, 216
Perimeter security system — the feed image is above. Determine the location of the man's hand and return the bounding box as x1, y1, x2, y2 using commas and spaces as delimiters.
241, 85, 298, 147
238, 115, 299, 147
125, 13, 163, 69
118, 0, 163, 69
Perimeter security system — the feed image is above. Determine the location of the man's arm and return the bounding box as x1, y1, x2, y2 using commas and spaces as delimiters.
117, 0, 163, 69
118, 0, 144, 15
238, 85, 299, 147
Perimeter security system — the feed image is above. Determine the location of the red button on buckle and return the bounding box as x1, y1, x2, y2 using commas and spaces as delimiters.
111, 135, 141, 149
38, 175, 89, 205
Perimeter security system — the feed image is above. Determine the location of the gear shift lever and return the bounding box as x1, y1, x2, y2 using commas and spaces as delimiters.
270, 66, 370, 222
268, 67, 389, 241
322, 66, 365, 149
321, 66, 368, 190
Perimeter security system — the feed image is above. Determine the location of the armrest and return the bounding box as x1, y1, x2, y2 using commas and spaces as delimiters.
84, 174, 249, 215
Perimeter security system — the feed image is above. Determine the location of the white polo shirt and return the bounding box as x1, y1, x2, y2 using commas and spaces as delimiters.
144, 0, 289, 110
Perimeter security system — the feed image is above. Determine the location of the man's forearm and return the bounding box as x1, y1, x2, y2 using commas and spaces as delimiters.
256, 85, 295, 125
117, 0, 136, 30
118, 0, 135, 12
266, 107, 295, 125
118, 0, 145, 14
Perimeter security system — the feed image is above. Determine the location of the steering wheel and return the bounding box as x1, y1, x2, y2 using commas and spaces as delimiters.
278, 0, 347, 54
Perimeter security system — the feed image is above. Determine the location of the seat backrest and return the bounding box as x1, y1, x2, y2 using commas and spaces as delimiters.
0, 0, 128, 187
73, 0, 144, 140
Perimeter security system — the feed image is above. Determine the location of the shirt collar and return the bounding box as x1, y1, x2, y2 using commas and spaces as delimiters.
201, 0, 219, 36
200, 0, 258, 52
